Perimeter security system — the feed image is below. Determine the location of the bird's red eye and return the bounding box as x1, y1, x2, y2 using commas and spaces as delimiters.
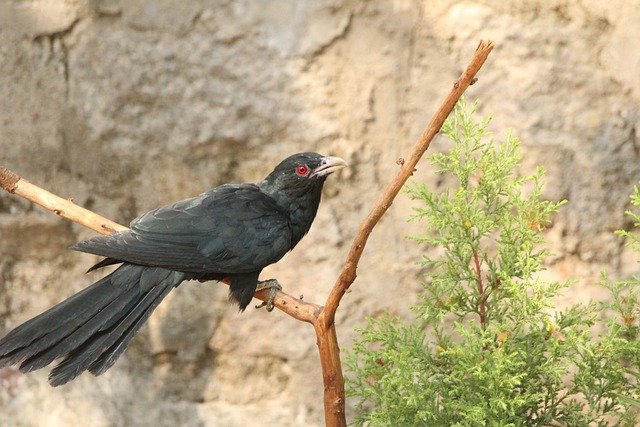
296, 165, 309, 176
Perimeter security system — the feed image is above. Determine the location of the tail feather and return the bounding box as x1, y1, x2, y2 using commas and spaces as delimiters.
0, 264, 184, 386
18, 285, 143, 373
88, 286, 173, 375
0, 275, 125, 364
89, 271, 181, 375
48, 281, 175, 386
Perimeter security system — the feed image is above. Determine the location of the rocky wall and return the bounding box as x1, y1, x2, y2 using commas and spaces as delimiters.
0, 1, 639, 425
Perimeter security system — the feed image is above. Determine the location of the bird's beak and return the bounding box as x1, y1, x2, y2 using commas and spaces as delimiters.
310, 156, 348, 178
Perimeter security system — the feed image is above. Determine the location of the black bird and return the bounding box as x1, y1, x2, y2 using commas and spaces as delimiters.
0, 152, 347, 386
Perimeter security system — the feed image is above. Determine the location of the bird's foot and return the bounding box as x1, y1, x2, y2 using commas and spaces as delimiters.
254, 279, 282, 312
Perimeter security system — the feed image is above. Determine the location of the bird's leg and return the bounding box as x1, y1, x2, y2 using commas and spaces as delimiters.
254, 279, 282, 312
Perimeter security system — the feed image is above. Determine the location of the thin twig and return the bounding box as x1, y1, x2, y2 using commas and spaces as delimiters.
315, 40, 495, 426
1, 167, 127, 235
320, 40, 495, 330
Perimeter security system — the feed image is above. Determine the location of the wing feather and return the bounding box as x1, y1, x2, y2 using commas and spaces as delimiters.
73, 184, 292, 273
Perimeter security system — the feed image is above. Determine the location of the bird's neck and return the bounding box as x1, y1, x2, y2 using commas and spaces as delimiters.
287, 191, 322, 248
259, 181, 323, 248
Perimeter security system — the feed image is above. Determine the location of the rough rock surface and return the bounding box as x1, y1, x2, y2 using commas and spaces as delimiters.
1, 1, 639, 425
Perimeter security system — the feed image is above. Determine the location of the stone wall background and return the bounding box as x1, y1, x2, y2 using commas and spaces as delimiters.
1, 1, 639, 426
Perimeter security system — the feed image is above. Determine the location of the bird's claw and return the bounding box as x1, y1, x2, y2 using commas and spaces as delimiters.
254, 279, 282, 312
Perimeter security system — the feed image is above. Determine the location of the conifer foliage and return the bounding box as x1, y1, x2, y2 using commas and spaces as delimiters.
347, 101, 640, 426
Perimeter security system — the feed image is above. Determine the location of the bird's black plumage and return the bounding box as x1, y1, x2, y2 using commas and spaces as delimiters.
0, 152, 346, 386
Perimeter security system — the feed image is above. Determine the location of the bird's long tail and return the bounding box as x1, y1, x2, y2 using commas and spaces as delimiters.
0, 264, 185, 386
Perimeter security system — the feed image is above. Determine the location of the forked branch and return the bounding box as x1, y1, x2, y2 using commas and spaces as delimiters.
315, 40, 494, 426
1, 40, 494, 427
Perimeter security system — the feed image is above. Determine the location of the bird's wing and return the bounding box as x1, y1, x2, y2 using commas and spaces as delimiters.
72, 184, 292, 273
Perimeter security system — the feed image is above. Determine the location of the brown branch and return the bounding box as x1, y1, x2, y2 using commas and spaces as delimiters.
315, 40, 495, 426
0, 167, 128, 235
313, 322, 345, 423
0, 40, 495, 427
319, 40, 495, 331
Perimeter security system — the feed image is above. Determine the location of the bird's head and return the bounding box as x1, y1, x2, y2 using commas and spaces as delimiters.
259, 152, 348, 204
